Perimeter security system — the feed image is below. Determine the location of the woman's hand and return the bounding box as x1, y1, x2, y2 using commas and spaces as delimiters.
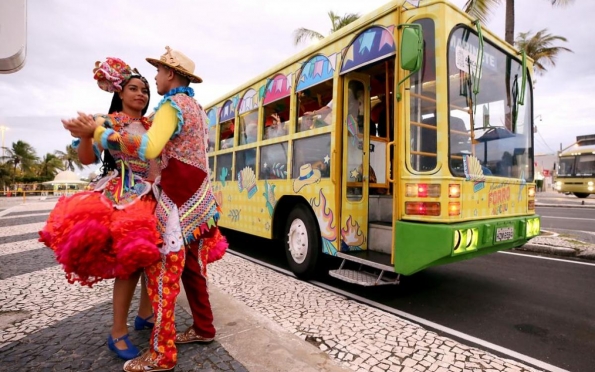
62, 112, 97, 139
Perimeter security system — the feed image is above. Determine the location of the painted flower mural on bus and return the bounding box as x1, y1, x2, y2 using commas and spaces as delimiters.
309, 188, 338, 255
340, 216, 365, 252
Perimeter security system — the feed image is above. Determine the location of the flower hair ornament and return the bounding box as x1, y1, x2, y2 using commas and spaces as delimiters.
93, 57, 141, 93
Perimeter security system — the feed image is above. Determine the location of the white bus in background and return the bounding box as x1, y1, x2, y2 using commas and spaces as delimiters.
0, 0, 27, 74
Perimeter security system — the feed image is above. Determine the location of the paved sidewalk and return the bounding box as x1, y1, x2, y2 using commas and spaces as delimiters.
0, 200, 550, 372
0, 200, 349, 372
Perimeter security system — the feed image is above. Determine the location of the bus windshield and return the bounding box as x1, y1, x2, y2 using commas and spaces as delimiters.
576, 154, 595, 176
447, 27, 534, 181
558, 157, 575, 177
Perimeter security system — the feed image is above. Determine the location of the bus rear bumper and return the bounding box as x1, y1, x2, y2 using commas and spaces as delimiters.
394, 215, 541, 275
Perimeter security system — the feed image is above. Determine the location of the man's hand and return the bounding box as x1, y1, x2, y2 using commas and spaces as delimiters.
62, 112, 97, 139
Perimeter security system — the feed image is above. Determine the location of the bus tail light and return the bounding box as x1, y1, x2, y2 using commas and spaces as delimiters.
449, 184, 460, 198
528, 200, 535, 210
449, 202, 461, 216
406, 183, 441, 197
528, 186, 535, 197
405, 202, 440, 216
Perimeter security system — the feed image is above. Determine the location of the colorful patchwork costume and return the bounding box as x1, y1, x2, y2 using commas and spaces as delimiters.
94, 48, 227, 370
39, 58, 161, 287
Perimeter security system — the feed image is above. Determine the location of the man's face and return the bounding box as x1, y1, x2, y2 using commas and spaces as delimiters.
155, 65, 171, 95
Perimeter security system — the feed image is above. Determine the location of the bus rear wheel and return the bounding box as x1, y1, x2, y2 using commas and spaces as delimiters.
573, 192, 590, 199
284, 203, 320, 279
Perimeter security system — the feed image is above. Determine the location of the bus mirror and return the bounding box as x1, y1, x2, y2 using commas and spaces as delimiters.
397, 24, 423, 99
400, 25, 423, 72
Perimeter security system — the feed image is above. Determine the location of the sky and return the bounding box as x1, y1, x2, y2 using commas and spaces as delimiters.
0, 0, 593, 177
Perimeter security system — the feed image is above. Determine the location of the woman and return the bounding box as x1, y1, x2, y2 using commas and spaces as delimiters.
39, 57, 161, 360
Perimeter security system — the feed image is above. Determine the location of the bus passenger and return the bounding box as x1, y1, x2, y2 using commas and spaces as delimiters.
264, 113, 287, 139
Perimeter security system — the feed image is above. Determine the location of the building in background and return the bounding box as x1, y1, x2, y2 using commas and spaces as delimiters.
535, 153, 557, 190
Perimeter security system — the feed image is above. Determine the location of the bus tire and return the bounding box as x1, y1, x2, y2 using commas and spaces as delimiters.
284, 203, 320, 279
573, 192, 590, 199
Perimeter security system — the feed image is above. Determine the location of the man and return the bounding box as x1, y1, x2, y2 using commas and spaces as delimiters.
65, 46, 225, 372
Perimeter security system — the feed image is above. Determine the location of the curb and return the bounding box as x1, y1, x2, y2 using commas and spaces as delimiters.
517, 243, 576, 257
535, 203, 595, 209
517, 243, 595, 261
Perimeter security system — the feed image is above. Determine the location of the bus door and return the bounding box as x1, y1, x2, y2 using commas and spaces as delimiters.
340, 73, 371, 251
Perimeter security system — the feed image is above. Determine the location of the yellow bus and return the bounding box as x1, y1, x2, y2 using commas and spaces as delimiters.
555, 136, 595, 198
206, 0, 540, 285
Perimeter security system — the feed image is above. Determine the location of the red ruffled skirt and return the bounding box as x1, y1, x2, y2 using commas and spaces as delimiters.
39, 191, 161, 287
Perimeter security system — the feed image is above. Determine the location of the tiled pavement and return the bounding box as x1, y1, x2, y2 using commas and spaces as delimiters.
0, 200, 544, 372
0, 201, 248, 372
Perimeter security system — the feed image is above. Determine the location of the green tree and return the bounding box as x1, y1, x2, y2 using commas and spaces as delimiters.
515, 29, 572, 75
293, 11, 360, 46
55, 144, 84, 172
1, 140, 38, 184
37, 153, 64, 180
463, 0, 574, 45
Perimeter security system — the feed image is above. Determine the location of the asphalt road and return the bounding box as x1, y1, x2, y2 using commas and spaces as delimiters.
225, 230, 595, 372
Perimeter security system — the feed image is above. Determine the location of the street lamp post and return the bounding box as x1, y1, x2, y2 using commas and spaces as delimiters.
0, 125, 8, 159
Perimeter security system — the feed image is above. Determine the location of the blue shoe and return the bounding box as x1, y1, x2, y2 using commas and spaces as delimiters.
134, 314, 154, 330
107, 333, 140, 360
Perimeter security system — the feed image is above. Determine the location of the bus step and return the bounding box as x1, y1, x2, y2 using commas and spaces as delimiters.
335, 251, 393, 272
329, 268, 399, 286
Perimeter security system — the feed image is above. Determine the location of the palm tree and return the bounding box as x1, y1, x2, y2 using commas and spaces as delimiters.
2, 140, 38, 183
463, 0, 575, 45
515, 29, 572, 75
293, 11, 360, 46
38, 153, 64, 180
55, 144, 84, 172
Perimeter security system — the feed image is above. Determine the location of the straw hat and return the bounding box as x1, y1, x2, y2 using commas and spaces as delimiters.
293, 164, 321, 193
146, 46, 202, 83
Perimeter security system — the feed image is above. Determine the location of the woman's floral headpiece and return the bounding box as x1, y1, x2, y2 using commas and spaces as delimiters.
93, 57, 140, 93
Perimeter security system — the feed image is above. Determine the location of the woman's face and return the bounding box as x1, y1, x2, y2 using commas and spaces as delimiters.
120, 77, 149, 114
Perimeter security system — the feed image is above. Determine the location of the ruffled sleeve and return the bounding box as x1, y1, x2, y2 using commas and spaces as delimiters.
92, 104, 179, 161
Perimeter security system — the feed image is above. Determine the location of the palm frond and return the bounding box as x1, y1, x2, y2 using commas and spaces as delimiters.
293, 28, 325, 46
463, 0, 502, 24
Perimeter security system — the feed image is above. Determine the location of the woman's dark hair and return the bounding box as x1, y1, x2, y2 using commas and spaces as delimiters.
100, 75, 150, 176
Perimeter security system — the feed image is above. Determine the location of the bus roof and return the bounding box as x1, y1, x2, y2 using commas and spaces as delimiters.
203, 0, 528, 110
560, 145, 595, 157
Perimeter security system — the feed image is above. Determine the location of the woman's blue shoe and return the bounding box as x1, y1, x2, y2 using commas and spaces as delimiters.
107, 333, 140, 360
134, 314, 154, 330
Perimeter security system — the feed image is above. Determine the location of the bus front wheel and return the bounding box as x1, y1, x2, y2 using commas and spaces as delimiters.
284, 204, 320, 279
573, 192, 590, 199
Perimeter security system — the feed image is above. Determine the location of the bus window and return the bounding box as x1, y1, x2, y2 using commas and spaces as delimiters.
208, 125, 216, 152
219, 120, 235, 149
239, 111, 258, 145
292, 134, 331, 179
296, 80, 334, 132
263, 97, 290, 140
216, 153, 233, 183
235, 149, 257, 177
206, 108, 217, 152
259, 143, 289, 180
409, 18, 437, 172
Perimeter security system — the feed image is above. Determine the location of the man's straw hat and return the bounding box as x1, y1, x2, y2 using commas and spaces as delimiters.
146, 46, 202, 84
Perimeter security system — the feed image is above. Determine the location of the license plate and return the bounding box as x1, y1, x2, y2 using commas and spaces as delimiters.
495, 226, 514, 242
